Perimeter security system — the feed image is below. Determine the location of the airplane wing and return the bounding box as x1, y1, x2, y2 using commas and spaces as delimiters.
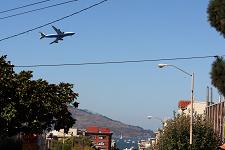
52, 26, 63, 35
50, 38, 59, 44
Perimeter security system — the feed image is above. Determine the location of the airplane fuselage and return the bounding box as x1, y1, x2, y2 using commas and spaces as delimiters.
44, 32, 75, 38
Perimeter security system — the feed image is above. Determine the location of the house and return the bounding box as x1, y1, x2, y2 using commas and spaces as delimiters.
46, 128, 78, 140
85, 126, 113, 150
138, 139, 153, 150
177, 100, 207, 115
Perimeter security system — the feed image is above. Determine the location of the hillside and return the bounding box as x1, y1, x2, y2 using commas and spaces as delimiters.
68, 106, 154, 138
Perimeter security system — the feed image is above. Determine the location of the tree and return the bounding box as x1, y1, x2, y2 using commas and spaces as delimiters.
0, 55, 79, 137
210, 56, 225, 97
157, 114, 220, 150
207, 0, 225, 38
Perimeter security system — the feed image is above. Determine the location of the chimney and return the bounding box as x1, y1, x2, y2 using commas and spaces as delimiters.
210, 87, 213, 105
206, 86, 209, 106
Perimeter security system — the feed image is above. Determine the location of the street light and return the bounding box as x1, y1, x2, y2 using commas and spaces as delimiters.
147, 116, 164, 128
158, 63, 194, 149
147, 115, 164, 150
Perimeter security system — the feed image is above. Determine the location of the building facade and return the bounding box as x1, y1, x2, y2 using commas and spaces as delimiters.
205, 101, 225, 142
86, 126, 113, 150
138, 139, 155, 150
46, 128, 78, 140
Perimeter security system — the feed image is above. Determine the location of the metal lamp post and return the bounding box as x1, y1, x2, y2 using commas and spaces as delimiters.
147, 115, 164, 150
158, 64, 194, 149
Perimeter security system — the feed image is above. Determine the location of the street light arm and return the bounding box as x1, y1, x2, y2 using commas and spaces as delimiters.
158, 64, 192, 77
171, 65, 192, 77
154, 117, 164, 123
147, 116, 164, 124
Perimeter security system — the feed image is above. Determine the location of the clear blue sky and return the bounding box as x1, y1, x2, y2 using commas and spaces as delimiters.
1, 0, 225, 130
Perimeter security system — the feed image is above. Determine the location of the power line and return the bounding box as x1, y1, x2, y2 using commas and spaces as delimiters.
14, 55, 221, 68
0, 0, 79, 20
0, 0, 52, 14
0, 0, 108, 42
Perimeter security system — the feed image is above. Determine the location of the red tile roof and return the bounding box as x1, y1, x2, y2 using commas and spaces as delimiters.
178, 100, 191, 111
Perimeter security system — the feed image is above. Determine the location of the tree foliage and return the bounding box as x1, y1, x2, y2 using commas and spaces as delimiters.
210, 57, 225, 97
0, 55, 79, 137
207, 0, 225, 38
157, 114, 220, 150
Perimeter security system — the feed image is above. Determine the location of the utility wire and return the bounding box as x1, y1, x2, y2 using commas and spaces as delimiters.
0, 0, 52, 14
0, 0, 79, 20
14, 55, 221, 68
0, 0, 108, 42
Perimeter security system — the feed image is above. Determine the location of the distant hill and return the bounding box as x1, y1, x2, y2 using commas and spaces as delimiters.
68, 106, 154, 138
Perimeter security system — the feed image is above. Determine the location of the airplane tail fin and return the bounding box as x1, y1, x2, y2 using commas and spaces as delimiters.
39, 32, 45, 39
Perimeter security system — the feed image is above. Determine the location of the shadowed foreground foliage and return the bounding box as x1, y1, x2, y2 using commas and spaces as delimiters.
210, 56, 225, 97
0, 138, 22, 150
0, 55, 79, 138
208, 0, 225, 38
48, 136, 95, 150
0, 136, 96, 150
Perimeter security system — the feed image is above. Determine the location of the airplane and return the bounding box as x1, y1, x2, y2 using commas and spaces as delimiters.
39, 26, 75, 44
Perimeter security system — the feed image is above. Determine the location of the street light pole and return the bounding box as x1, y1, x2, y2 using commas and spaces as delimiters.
190, 72, 194, 149
158, 64, 194, 149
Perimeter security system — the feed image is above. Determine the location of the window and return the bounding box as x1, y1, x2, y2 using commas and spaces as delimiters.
98, 142, 105, 145
99, 136, 105, 140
